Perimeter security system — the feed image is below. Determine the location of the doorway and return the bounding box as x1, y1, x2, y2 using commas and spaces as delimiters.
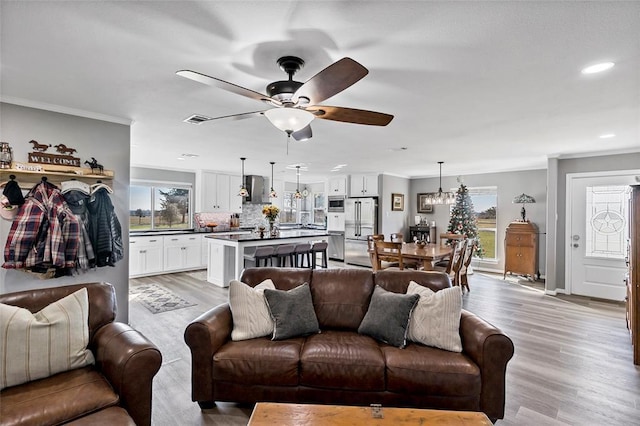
565, 170, 639, 300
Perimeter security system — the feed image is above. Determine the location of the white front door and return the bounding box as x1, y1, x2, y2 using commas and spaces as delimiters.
567, 171, 638, 300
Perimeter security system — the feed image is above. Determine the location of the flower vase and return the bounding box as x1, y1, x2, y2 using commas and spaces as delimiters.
269, 220, 276, 237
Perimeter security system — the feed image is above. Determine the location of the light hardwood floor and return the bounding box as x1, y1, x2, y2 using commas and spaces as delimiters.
129, 265, 640, 426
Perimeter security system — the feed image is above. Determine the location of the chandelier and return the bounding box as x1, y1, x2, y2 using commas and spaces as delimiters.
423, 161, 456, 205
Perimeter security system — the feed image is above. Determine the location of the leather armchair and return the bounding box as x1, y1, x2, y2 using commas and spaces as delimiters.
0, 282, 162, 426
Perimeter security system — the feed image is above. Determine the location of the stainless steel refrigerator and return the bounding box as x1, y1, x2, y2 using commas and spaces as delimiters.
344, 197, 378, 267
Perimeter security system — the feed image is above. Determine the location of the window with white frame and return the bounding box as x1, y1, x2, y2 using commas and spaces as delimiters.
130, 181, 192, 230
468, 186, 498, 259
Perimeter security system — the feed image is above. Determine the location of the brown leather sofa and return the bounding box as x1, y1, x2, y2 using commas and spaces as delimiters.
0, 283, 162, 426
185, 268, 514, 422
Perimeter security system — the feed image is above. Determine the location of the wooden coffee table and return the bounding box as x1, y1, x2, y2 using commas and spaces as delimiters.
248, 402, 492, 425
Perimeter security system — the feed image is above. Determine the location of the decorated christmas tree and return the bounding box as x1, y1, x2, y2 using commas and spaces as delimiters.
446, 184, 485, 258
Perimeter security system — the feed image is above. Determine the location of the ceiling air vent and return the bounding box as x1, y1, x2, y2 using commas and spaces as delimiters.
183, 114, 212, 125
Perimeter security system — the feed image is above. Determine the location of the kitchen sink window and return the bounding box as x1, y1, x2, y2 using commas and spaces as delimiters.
280, 191, 298, 224
130, 181, 193, 230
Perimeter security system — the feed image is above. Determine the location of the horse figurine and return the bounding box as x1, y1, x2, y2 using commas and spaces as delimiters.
84, 157, 104, 174
54, 144, 77, 155
29, 140, 51, 152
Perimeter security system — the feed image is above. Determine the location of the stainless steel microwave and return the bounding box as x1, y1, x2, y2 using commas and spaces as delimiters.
328, 196, 345, 212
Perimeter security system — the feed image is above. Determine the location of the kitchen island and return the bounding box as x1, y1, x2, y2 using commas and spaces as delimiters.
205, 230, 330, 287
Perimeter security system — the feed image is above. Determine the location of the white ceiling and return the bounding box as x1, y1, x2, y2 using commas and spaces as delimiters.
1, 1, 639, 182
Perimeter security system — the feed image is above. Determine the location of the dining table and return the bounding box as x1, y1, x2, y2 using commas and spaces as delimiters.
401, 242, 453, 271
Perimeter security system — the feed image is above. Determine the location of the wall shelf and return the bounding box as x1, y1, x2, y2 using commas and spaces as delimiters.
1, 164, 114, 188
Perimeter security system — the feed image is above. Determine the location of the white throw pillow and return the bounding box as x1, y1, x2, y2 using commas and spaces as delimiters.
229, 279, 276, 341
406, 281, 463, 352
0, 287, 95, 390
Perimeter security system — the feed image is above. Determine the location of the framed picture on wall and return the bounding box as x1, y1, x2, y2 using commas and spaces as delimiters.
417, 193, 434, 213
392, 193, 404, 211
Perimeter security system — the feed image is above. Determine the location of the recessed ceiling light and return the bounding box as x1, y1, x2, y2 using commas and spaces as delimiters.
181, 153, 199, 158
599, 133, 616, 139
177, 157, 185, 161
581, 62, 615, 74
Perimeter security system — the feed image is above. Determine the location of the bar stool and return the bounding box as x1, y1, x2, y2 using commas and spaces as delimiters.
294, 243, 312, 268
244, 246, 274, 268
310, 241, 328, 269
272, 244, 296, 267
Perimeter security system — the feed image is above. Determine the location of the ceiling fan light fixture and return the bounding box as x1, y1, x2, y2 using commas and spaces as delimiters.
264, 108, 314, 133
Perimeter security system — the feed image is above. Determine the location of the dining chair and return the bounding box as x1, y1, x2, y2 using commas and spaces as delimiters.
459, 239, 477, 292
439, 232, 465, 247
390, 233, 404, 243
435, 239, 467, 286
367, 234, 385, 266
372, 241, 404, 272
448, 239, 468, 286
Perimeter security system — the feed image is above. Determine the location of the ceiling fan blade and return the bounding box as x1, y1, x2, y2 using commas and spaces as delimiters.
190, 110, 267, 123
293, 58, 368, 105
307, 106, 393, 126
176, 70, 281, 105
292, 125, 312, 141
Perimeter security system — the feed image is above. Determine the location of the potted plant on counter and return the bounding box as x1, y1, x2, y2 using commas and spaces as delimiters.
262, 205, 280, 237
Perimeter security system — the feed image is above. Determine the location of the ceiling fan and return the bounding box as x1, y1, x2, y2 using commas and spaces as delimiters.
176, 56, 394, 141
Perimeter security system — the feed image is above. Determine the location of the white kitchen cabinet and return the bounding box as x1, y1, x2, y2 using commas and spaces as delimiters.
202, 172, 241, 212
328, 177, 347, 196
207, 241, 225, 286
201, 235, 209, 267
163, 234, 202, 272
129, 236, 164, 277
228, 174, 243, 213
349, 174, 379, 197
327, 213, 345, 231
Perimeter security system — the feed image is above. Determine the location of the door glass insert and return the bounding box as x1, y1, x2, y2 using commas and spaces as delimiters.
585, 185, 630, 259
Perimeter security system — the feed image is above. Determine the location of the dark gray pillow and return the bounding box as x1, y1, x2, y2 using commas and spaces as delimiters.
358, 285, 419, 348
264, 283, 320, 340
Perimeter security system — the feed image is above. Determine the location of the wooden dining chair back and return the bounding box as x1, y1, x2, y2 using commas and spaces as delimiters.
459, 239, 476, 292
440, 232, 465, 247
448, 239, 468, 286
367, 234, 385, 266
373, 241, 404, 272
390, 233, 404, 243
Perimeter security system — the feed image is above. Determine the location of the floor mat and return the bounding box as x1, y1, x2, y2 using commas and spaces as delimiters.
129, 283, 197, 314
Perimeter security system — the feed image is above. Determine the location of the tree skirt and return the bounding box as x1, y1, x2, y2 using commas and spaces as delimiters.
130, 283, 196, 314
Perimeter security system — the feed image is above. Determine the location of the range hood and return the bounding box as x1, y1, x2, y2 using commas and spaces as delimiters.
243, 175, 267, 204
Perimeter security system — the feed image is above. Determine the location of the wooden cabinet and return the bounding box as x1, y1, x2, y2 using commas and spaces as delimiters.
349, 174, 379, 197
201, 172, 242, 213
627, 185, 639, 365
503, 221, 538, 279
129, 236, 163, 277
163, 234, 202, 272
328, 177, 347, 196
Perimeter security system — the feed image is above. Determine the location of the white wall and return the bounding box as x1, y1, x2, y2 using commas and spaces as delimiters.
410, 169, 547, 275
0, 103, 131, 322
380, 174, 411, 239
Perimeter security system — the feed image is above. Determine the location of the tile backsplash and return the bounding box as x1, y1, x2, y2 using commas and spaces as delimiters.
239, 204, 274, 229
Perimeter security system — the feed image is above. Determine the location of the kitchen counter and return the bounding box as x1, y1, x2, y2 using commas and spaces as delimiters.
130, 228, 252, 237
205, 230, 330, 287
204, 229, 329, 242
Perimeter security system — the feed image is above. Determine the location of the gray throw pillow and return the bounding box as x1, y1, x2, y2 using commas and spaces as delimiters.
358, 285, 419, 348
264, 283, 320, 340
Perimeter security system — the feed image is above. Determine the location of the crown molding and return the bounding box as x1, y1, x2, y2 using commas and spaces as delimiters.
1, 96, 132, 126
